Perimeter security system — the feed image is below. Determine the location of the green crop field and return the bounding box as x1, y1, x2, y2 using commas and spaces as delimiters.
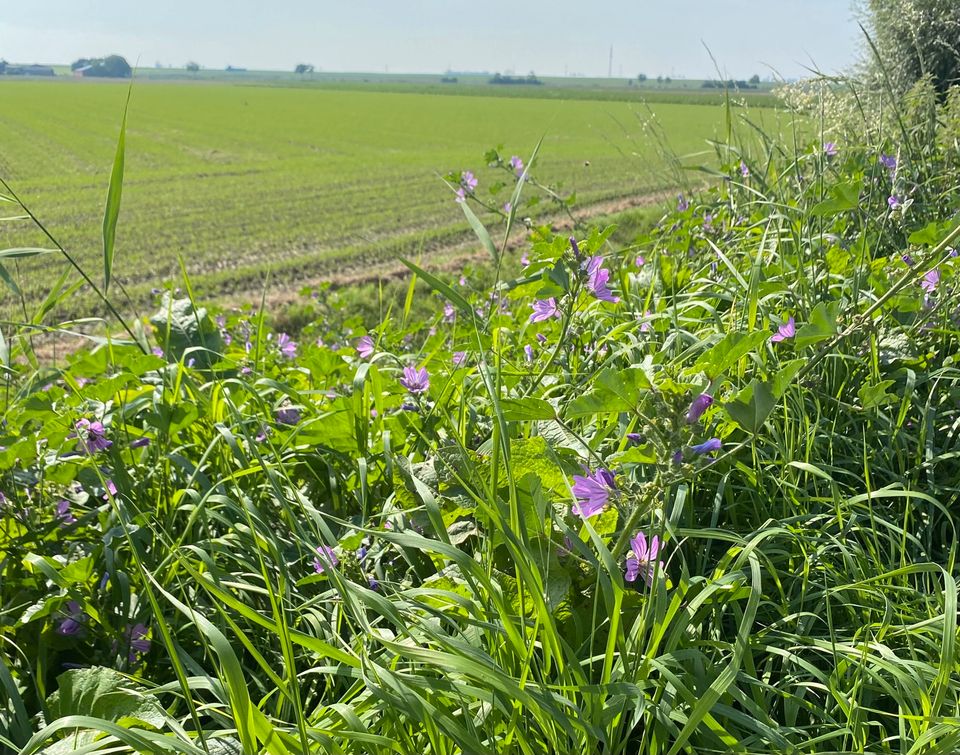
0, 79, 779, 312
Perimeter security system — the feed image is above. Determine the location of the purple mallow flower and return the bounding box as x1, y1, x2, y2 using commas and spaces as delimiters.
529, 298, 559, 323
626, 432, 643, 446
624, 531, 665, 587
509, 155, 524, 176
357, 335, 375, 359
823, 142, 838, 157
56, 601, 86, 636
770, 316, 795, 343
902, 254, 915, 267
276, 332, 298, 359
571, 468, 616, 519
879, 153, 897, 171
691, 438, 722, 455
119, 623, 151, 664
102, 480, 118, 500
455, 187, 467, 203
55, 499, 76, 525
74, 419, 112, 455
400, 366, 430, 394
739, 160, 749, 178
524, 344, 534, 362
888, 195, 902, 210
275, 406, 301, 425
129, 437, 150, 449
452, 351, 467, 366
585, 256, 619, 303
685, 393, 713, 424
677, 194, 689, 212
443, 302, 456, 323
461, 170, 478, 192
313, 545, 339, 574
922, 268, 940, 293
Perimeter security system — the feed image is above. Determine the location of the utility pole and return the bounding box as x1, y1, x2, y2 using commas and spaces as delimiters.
608, 45, 613, 78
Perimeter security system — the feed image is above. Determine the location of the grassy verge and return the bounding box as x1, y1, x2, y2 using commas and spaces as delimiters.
2, 80, 960, 754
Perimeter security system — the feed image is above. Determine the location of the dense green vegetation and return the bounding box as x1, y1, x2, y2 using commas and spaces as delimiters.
3, 54, 960, 752
0, 80, 775, 313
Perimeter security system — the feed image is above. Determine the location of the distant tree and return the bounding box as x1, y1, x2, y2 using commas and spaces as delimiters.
0, 59, 6, 74
664, 76, 672, 84
101, 55, 132, 77
656, 75, 663, 84
637, 73, 647, 81
749, 74, 760, 85
294, 63, 315, 74
72, 55, 132, 78
186, 61, 200, 73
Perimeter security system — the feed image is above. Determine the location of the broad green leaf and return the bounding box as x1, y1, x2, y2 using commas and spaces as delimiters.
858, 379, 895, 409
794, 301, 839, 348
609, 443, 658, 465
46, 667, 166, 731
772, 359, 805, 397
566, 367, 650, 417
810, 180, 860, 216
500, 396, 555, 421
691, 331, 769, 379
725, 379, 775, 434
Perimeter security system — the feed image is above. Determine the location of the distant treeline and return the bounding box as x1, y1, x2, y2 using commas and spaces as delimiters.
489, 73, 542, 86
702, 77, 761, 89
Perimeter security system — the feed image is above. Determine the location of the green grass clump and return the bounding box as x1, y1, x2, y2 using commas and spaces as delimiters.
2, 80, 960, 754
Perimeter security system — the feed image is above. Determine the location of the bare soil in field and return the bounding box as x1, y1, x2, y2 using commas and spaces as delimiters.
28, 188, 675, 361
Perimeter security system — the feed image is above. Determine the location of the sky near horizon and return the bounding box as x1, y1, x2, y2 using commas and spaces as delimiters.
1, 1, 861, 80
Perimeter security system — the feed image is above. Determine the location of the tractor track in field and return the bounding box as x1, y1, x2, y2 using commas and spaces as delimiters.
229, 188, 676, 310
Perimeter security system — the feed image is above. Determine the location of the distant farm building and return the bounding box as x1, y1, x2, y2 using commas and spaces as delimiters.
73, 65, 94, 77
5, 65, 55, 76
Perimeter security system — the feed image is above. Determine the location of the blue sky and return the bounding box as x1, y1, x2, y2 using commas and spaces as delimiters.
1, 1, 861, 79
